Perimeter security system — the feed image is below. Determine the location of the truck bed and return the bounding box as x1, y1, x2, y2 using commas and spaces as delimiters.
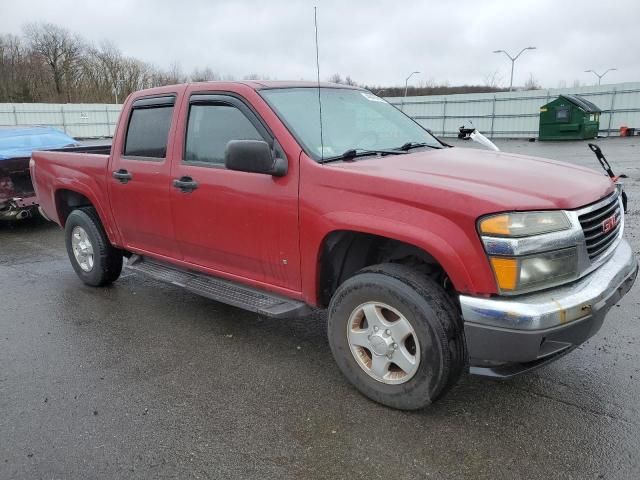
1, 144, 111, 200
30, 144, 117, 227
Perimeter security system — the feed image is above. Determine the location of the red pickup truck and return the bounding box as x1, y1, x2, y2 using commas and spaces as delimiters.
31, 81, 638, 410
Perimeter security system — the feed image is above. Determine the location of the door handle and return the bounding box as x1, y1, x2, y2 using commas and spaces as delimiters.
112, 169, 132, 184
173, 176, 198, 193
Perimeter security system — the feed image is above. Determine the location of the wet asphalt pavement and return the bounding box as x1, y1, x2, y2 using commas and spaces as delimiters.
2, 138, 640, 479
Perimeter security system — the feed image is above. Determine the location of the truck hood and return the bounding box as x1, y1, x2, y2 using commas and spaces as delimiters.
330, 147, 615, 212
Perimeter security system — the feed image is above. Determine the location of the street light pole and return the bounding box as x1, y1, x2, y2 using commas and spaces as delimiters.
493, 47, 536, 91
584, 68, 617, 86
402, 71, 420, 111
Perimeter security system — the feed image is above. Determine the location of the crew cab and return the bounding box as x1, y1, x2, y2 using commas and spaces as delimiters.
31, 81, 638, 410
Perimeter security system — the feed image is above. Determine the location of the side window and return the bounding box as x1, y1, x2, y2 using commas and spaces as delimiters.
185, 104, 263, 165
124, 105, 174, 158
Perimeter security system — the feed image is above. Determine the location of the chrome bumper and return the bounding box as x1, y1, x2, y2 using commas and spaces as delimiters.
460, 239, 638, 373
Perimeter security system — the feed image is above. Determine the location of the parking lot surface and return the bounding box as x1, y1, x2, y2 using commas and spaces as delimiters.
2, 137, 640, 479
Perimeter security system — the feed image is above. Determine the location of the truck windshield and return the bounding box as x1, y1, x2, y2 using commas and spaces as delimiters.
260, 87, 442, 161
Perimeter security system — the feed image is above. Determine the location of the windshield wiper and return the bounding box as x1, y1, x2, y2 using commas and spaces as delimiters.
320, 148, 406, 164
396, 142, 441, 151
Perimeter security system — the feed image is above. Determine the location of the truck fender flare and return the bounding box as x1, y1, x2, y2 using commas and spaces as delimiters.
53, 179, 120, 247
313, 211, 478, 294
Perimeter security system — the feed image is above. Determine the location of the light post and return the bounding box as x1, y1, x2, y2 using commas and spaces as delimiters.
493, 47, 536, 91
401, 71, 420, 110
584, 68, 617, 86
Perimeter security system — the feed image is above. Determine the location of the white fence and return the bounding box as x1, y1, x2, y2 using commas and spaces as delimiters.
387, 81, 640, 138
1, 81, 639, 139
0, 103, 121, 138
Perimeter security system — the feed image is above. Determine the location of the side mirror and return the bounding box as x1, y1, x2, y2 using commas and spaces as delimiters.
225, 140, 287, 177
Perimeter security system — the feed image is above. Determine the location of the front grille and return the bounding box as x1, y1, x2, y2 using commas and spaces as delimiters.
578, 193, 622, 260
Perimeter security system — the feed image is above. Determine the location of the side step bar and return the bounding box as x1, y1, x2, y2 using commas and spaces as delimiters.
126, 255, 312, 319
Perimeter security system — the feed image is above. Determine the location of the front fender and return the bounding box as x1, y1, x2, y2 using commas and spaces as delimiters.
302, 209, 497, 305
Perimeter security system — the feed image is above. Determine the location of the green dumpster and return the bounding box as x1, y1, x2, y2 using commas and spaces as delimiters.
539, 94, 601, 140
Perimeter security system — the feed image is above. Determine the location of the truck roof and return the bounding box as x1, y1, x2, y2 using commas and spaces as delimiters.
126, 80, 364, 100
239, 80, 363, 90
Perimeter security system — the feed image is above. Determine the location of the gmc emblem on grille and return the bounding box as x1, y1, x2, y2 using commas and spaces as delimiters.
602, 214, 619, 233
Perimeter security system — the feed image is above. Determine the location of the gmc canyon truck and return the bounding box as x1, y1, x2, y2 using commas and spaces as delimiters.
31, 81, 638, 410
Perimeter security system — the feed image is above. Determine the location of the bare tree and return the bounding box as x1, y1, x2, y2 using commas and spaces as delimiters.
79, 41, 124, 102
120, 58, 153, 98
165, 61, 187, 84
0, 34, 37, 102
417, 78, 436, 89
328, 73, 343, 84
1, 22, 523, 104
483, 70, 503, 89
191, 67, 220, 82
344, 75, 358, 86
23, 23, 85, 101
524, 73, 541, 90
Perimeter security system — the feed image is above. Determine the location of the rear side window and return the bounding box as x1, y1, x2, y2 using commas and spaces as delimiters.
124, 105, 174, 158
185, 104, 263, 165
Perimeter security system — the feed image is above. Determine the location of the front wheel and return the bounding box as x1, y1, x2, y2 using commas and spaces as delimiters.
328, 263, 467, 410
64, 207, 123, 287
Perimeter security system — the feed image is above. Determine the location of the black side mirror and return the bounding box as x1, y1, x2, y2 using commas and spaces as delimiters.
225, 140, 287, 176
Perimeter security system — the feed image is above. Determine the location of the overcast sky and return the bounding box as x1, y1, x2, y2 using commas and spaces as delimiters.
1, 0, 636, 88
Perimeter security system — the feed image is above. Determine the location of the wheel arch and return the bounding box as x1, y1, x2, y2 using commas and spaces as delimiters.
55, 189, 93, 225
54, 188, 120, 246
316, 229, 461, 308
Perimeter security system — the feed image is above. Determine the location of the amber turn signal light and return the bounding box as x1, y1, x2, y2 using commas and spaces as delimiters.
489, 257, 518, 291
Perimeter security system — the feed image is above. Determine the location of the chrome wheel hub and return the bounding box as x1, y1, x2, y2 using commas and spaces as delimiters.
71, 226, 94, 272
347, 301, 420, 385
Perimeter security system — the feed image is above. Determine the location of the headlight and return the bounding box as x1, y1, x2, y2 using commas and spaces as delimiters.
479, 210, 579, 294
479, 211, 571, 237
489, 248, 578, 293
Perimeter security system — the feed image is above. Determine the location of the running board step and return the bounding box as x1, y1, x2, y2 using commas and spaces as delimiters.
126, 255, 311, 318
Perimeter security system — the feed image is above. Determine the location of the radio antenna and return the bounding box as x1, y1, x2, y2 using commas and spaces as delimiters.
314, 7, 324, 162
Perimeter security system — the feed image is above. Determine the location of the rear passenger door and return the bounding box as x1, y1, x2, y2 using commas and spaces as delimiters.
169, 92, 301, 291
109, 95, 181, 259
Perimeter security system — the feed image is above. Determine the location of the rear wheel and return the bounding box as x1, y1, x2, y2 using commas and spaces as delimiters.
328, 263, 467, 410
64, 207, 123, 286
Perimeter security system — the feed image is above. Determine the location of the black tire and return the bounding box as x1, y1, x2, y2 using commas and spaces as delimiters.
328, 263, 467, 410
64, 207, 123, 287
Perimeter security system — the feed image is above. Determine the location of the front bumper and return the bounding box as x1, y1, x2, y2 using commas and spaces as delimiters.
460, 239, 638, 377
